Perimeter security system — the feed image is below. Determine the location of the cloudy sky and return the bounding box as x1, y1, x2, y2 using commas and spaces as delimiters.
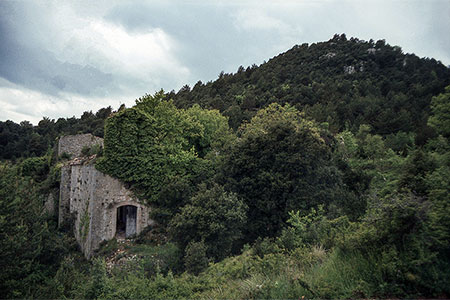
1, 0, 449, 124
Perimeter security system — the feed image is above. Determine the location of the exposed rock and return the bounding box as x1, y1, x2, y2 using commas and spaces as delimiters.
323, 52, 336, 59
367, 48, 377, 54
44, 193, 56, 216
344, 65, 356, 74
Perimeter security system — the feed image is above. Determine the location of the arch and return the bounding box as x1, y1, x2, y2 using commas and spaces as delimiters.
109, 200, 150, 240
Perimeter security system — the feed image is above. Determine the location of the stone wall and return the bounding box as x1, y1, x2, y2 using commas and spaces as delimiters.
58, 134, 153, 258
57, 133, 103, 158
58, 165, 72, 228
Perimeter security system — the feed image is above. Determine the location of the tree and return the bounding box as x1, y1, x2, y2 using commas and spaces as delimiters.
0, 161, 67, 298
399, 149, 436, 197
221, 103, 354, 241
169, 184, 247, 261
184, 241, 209, 275
185, 104, 235, 158
428, 86, 450, 138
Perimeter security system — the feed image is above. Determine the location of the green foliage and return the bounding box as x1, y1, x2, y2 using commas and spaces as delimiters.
127, 243, 183, 277
425, 155, 450, 252
428, 85, 450, 138
222, 103, 357, 240
60, 152, 71, 160
304, 248, 384, 298
53, 254, 89, 299
185, 104, 235, 158
84, 258, 111, 299
97, 92, 200, 203
20, 156, 49, 181
184, 240, 209, 275
0, 107, 112, 160
337, 127, 405, 197
278, 207, 351, 251
385, 131, 415, 155
81, 144, 103, 157
171, 36, 450, 136
170, 183, 247, 260
97, 92, 230, 212
399, 149, 436, 196
0, 160, 69, 298
340, 194, 450, 296
1, 36, 449, 299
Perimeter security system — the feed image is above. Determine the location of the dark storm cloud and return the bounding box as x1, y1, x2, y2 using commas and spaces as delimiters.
0, 1, 113, 96
105, 2, 240, 82
104, 2, 299, 85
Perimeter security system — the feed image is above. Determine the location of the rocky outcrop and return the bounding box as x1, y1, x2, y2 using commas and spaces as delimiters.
58, 135, 153, 258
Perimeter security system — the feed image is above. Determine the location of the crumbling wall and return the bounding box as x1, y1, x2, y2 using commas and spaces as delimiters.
58, 134, 153, 258
57, 133, 103, 158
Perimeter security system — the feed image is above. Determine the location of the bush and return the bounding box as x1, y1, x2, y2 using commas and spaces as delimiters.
81, 144, 103, 157
21, 156, 49, 181
277, 207, 352, 251
170, 183, 247, 260
126, 243, 183, 277
184, 241, 209, 275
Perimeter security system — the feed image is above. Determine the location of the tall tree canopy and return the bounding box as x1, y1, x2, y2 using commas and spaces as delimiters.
221, 103, 359, 241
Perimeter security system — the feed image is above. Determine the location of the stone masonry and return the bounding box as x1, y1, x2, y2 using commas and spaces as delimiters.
57, 133, 104, 158
58, 134, 153, 258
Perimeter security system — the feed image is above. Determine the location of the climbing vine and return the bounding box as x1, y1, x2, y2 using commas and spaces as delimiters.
96, 91, 231, 206
80, 202, 90, 242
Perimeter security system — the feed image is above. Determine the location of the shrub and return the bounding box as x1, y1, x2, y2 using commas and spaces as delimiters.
184, 241, 209, 275
170, 183, 247, 260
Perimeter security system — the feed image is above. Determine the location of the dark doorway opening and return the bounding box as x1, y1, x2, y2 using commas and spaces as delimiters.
116, 205, 137, 238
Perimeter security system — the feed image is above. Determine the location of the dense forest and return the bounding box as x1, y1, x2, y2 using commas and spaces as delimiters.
1, 35, 449, 299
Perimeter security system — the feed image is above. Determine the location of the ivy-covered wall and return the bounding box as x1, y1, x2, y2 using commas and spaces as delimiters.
58, 135, 153, 258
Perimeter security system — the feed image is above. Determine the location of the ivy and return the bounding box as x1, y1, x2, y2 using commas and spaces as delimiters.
96, 91, 232, 210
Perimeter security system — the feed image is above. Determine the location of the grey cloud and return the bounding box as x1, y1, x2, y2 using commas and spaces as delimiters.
104, 2, 299, 85
0, 41, 113, 96
0, 1, 114, 97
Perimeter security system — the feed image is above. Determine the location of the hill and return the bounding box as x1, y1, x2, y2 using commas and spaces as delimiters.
170, 34, 450, 137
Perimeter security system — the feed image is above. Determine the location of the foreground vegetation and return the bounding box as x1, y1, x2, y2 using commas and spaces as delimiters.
1, 36, 449, 298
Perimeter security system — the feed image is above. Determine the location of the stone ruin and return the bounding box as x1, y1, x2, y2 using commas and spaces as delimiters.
58, 133, 104, 158
57, 134, 153, 258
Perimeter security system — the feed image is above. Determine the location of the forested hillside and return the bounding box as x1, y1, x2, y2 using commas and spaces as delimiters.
170, 34, 450, 137
1, 35, 449, 299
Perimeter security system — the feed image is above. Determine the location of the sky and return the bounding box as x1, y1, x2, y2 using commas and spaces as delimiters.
0, 0, 449, 124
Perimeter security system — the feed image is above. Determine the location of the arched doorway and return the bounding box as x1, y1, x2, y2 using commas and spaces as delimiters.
116, 205, 137, 238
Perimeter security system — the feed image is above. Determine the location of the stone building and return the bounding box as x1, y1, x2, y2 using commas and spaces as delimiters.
57, 133, 104, 158
57, 134, 153, 258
